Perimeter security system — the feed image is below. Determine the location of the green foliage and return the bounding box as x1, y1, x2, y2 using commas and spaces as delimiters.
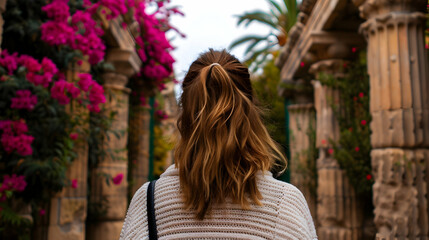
252, 57, 286, 158
318, 52, 373, 208
230, 0, 297, 71
0, 203, 32, 240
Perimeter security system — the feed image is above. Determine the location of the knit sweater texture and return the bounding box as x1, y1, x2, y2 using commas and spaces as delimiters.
120, 165, 318, 239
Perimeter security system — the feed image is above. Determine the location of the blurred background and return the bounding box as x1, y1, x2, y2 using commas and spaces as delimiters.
0, 0, 428, 239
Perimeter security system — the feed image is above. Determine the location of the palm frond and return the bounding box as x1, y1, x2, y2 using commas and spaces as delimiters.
283, 0, 297, 30
244, 43, 276, 65
229, 35, 269, 50
236, 11, 277, 29
244, 33, 276, 55
266, 0, 284, 16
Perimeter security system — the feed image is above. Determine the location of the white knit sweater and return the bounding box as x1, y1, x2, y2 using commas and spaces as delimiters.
120, 165, 317, 239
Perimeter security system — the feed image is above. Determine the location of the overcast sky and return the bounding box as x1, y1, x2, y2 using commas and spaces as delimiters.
167, 0, 272, 83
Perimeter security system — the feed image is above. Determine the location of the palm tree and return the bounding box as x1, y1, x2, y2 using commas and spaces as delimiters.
229, 0, 297, 71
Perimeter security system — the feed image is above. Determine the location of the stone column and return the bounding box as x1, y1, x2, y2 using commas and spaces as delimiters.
46, 61, 91, 240
0, 0, 6, 51
86, 49, 135, 240
358, 0, 429, 238
311, 59, 363, 240
285, 79, 317, 220
128, 80, 153, 194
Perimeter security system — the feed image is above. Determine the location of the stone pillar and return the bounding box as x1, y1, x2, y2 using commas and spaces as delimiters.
285, 79, 317, 220
159, 81, 178, 171
128, 80, 153, 194
358, 0, 429, 238
86, 72, 130, 240
0, 0, 6, 51
311, 59, 363, 240
46, 61, 91, 240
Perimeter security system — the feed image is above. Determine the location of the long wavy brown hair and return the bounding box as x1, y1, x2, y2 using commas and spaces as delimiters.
175, 49, 286, 220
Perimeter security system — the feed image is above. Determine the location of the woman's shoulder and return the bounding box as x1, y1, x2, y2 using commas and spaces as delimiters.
258, 172, 306, 198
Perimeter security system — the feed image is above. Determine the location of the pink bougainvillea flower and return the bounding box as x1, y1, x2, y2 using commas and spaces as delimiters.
70, 133, 78, 140
19, 55, 42, 73
366, 174, 372, 180
14, 134, 35, 156
352, 47, 357, 53
40, 21, 75, 46
2, 174, 27, 192
112, 173, 124, 185
155, 110, 168, 120
99, 0, 128, 19
300, 61, 305, 67
51, 80, 81, 105
26, 72, 53, 88
71, 179, 78, 189
88, 82, 106, 112
41, 0, 70, 22
39, 209, 46, 216
77, 73, 94, 92
321, 139, 327, 145
11, 90, 38, 110
0, 50, 19, 75
355, 147, 360, 152
328, 148, 334, 155
358, 92, 364, 98
361, 120, 367, 126
51, 80, 72, 105
41, 57, 58, 75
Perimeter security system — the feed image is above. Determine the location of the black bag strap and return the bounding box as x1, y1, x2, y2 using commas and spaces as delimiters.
147, 180, 158, 240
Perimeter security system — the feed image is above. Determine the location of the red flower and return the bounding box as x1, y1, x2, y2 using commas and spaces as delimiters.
300, 61, 305, 67
358, 92, 364, 98
361, 120, 367, 126
112, 173, 124, 185
355, 147, 360, 152
70, 133, 78, 140
39, 209, 46, 216
321, 139, 327, 145
366, 174, 372, 180
71, 179, 78, 189
352, 47, 357, 53
328, 148, 334, 155
353, 96, 358, 101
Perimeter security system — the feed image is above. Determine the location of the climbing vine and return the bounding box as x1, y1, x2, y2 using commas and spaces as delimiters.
318, 52, 373, 208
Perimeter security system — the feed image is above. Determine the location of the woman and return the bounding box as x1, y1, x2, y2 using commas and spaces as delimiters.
120, 49, 317, 239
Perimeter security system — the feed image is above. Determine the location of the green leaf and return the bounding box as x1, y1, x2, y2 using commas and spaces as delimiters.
236, 11, 277, 29
229, 35, 268, 50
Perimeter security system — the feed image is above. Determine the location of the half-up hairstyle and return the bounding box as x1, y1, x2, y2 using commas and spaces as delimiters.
175, 49, 286, 220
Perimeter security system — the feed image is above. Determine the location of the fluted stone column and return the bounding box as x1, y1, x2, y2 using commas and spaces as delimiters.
128, 81, 152, 194
86, 72, 130, 240
45, 61, 91, 240
285, 79, 317, 220
311, 59, 363, 240
358, 0, 429, 238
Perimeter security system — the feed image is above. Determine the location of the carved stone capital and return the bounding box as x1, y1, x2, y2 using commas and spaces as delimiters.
357, 0, 426, 19
360, 12, 427, 37
309, 59, 347, 78
105, 48, 142, 78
